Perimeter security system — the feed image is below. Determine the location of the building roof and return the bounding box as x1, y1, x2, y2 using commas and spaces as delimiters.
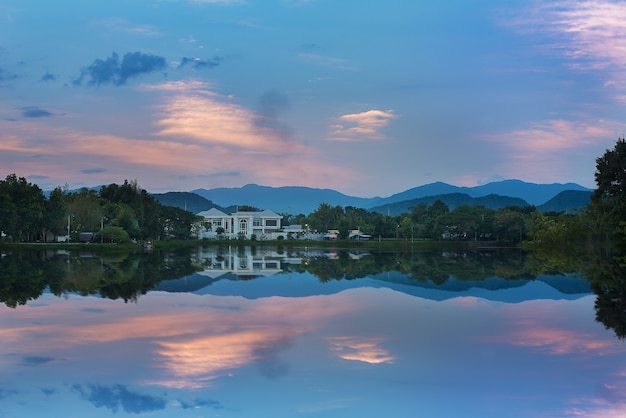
198, 208, 282, 218
257, 209, 281, 218
197, 208, 229, 217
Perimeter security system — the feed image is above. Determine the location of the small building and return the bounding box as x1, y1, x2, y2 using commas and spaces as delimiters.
348, 229, 371, 240
79, 232, 97, 243
323, 229, 339, 240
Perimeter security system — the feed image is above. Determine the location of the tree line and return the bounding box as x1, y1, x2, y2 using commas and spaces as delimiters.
0, 176, 199, 243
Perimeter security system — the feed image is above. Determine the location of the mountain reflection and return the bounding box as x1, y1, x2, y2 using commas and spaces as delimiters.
1, 244, 624, 339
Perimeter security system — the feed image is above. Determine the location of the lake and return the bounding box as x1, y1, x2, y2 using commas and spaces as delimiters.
1, 245, 625, 417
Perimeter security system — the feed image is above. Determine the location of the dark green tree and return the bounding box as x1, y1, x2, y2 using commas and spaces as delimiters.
0, 174, 46, 242
67, 188, 103, 233
591, 138, 626, 241
43, 186, 67, 242
308, 203, 343, 232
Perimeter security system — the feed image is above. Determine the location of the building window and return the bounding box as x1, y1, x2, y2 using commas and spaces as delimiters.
253, 219, 262, 227
239, 219, 248, 234
265, 219, 277, 227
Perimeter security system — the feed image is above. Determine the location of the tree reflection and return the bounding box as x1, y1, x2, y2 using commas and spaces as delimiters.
0, 251, 58, 308
585, 251, 626, 340
0, 248, 200, 307
299, 247, 580, 285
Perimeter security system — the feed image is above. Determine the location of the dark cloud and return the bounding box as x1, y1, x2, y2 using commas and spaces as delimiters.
178, 56, 223, 70
21, 107, 54, 118
80, 307, 107, 313
80, 168, 107, 174
73, 384, 166, 414
41, 72, 56, 82
301, 42, 320, 50
118, 52, 167, 84
74, 51, 166, 86
22, 356, 54, 365
40, 387, 56, 396
0, 387, 18, 399
0, 67, 18, 81
254, 90, 292, 140
253, 336, 293, 379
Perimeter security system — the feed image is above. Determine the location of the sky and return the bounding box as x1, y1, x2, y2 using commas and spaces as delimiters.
1, 0, 626, 197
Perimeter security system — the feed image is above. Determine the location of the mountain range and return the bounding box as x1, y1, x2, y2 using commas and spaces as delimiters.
154, 270, 591, 304
151, 179, 594, 215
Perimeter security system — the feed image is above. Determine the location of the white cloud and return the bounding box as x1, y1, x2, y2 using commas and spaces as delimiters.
328, 109, 396, 141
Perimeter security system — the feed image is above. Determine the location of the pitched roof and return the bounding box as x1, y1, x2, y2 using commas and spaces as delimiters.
257, 209, 281, 217
197, 208, 229, 217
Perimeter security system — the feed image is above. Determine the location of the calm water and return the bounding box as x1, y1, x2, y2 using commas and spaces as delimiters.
1, 245, 625, 417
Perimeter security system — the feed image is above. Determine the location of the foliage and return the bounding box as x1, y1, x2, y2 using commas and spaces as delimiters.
591, 137, 626, 241
0, 174, 46, 242
0, 174, 201, 244
100, 226, 131, 244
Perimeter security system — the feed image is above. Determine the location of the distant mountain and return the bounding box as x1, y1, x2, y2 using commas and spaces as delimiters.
373, 179, 592, 208
369, 193, 530, 216
192, 184, 382, 215
152, 191, 229, 214
372, 182, 467, 208
467, 180, 592, 206
537, 190, 592, 213
148, 179, 593, 216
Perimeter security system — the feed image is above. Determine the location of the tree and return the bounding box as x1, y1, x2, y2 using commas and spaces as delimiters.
0, 174, 46, 242
493, 209, 526, 243
68, 188, 103, 233
101, 226, 131, 244
43, 187, 67, 242
591, 138, 626, 239
308, 203, 343, 232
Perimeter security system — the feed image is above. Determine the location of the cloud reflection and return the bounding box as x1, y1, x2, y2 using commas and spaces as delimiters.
154, 330, 297, 389
327, 336, 394, 364
73, 384, 166, 414
0, 293, 357, 391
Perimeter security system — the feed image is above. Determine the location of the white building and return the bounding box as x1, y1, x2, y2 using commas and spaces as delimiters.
196, 208, 283, 240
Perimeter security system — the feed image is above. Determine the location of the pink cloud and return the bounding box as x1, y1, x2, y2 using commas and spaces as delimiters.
479, 118, 625, 184
508, 1, 626, 92
0, 81, 359, 192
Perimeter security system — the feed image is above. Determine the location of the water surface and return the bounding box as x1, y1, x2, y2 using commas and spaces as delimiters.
0, 246, 624, 417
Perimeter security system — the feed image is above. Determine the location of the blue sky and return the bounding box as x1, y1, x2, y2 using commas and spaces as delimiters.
1, 0, 625, 197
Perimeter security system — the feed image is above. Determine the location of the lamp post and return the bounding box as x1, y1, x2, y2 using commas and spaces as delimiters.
67, 214, 72, 243
100, 216, 107, 244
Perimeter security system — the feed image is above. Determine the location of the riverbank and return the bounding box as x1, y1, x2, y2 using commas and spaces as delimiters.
0, 238, 514, 253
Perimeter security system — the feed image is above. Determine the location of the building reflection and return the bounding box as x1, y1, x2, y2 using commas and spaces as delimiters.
191, 246, 368, 280
193, 247, 287, 279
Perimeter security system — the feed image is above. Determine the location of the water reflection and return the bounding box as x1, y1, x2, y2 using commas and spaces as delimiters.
0, 245, 625, 417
